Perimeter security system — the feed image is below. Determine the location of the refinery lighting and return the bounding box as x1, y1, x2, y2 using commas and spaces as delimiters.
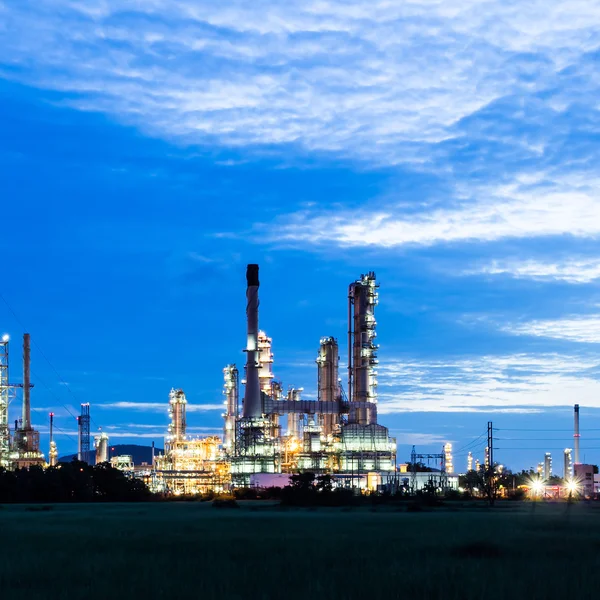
566, 480, 580, 495
1, 334, 8, 342
529, 478, 545, 497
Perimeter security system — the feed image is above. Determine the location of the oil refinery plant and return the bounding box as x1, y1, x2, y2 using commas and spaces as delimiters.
0, 264, 397, 494
152, 264, 397, 493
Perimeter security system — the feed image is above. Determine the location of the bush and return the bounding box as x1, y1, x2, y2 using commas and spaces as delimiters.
212, 497, 240, 509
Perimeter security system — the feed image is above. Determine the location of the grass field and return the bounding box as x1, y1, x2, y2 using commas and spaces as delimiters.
1, 501, 599, 600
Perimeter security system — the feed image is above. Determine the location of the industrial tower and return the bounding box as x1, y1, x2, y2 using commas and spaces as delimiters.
77, 403, 91, 463
222, 365, 239, 453
0, 335, 11, 468
13, 334, 44, 468
348, 273, 378, 426
228, 264, 395, 488
49, 412, 58, 467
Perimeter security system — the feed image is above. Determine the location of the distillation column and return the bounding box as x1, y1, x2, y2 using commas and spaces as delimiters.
223, 365, 239, 453
348, 272, 379, 425
574, 404, 580, 465
168, 389, 187, 442
94, 432, 109, 464
317, 337, 340, 436
286, 388, 303, 439
0, 335, 10, 468
49, 412, 58, 467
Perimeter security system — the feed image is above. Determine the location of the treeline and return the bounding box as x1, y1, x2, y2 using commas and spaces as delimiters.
280, 473, 356, 506
0, 461, 151, 503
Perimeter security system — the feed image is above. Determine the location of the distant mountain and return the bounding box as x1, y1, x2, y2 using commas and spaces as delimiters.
59, 444, 164, 466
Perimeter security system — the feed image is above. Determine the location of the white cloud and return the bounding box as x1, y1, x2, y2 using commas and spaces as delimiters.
98, 401, 223, 412
1, 1, 599, 160
505, 316, 600, 344
376, 353, 600, 412
388, 431, 451, 445
465, 258, 600, 283
271, 173, 600, 247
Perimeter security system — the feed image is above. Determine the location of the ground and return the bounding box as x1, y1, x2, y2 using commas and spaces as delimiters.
0, 501, 599, 599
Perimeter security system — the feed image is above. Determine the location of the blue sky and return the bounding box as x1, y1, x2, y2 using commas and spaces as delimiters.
2, 0, 600, 472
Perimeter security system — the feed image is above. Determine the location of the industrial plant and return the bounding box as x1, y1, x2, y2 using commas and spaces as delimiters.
1, 265, 599, 501
151, 264, 397, 493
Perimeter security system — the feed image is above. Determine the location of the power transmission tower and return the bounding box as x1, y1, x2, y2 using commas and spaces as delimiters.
487, 421, 495, 506
77, 403, 91, 464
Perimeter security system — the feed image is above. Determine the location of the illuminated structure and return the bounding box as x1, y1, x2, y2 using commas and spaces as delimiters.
574, 463, 594, 496
94, 431, 109, 464
154, 388, 228, 494
574, 404, 581, 465
317, 337, 341, 437
111, 455, 134, 473
444, 443, 453, 473
12, 334, 44, 468
77, 403, 91, 463
168, 388, 186, 441
150, 265, 396, 493
348, 273, 378, 425
228, 265, 396, 488
222, 365, 239, 453
543, 452, 552, 480
564, 448, 573, 480
48, 413, 58, 467
467, 452, 473, 472
0, 335, 10, 468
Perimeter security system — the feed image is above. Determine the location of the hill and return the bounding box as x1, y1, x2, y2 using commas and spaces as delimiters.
60, 444, 164, 465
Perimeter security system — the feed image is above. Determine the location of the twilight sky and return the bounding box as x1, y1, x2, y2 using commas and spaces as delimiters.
2, 0, 600, 472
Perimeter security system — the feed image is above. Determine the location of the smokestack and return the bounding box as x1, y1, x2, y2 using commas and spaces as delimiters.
23, 333, 31, 430
574, 404, 580, 464
243, 264, 262, 418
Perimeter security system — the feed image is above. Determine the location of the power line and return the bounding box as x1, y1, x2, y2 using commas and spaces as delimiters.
498, 447, 600, 451
497, 428, 600, 432
454, 430, 488, 454
0, 292, 88, 424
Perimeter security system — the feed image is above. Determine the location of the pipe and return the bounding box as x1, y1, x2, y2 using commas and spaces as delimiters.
23, 333, 31, 430
243, 264, 262, 418
574, 404, 580, 464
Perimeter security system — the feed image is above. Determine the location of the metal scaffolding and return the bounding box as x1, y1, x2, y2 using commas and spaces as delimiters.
0, 336, 10, 468
77, 403, 91, 464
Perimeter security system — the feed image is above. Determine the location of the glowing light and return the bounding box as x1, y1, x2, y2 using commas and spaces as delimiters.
1, 334, 8, 342
566, 480, 579, 494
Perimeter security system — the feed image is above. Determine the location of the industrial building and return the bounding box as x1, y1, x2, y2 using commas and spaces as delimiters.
0, 333, 45, 469
152, 388, 229, 494
151, 265, 396, 492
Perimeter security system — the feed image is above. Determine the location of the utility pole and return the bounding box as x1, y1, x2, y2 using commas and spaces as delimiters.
487, 421, 495, 506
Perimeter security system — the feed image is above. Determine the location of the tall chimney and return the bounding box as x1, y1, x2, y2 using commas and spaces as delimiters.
243, 264, 262, 418
574, 404, 580, 464
23, 333, 31, 430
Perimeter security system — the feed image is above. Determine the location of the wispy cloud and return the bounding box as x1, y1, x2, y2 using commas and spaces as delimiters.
504, 316, 600, 344
271, 173, 600, 248
1, 1, 599, 163
464, 258, 600, 284
388, 431, 451, 445
377, 353, 600, 412
98, 401, 223, 412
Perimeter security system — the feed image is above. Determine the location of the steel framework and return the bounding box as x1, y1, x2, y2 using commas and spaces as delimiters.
410, 445, 447, 494
77, 403, 91, 463
0, 337, 10, 468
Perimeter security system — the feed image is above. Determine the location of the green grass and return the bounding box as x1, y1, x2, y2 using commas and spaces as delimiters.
1, 501, 599, 600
